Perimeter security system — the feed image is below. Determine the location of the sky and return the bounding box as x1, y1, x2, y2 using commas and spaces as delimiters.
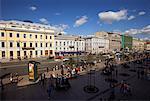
0, 0, 150, 40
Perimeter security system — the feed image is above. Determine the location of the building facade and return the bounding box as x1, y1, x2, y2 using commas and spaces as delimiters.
55, 34, 85, 56
144, 41, 150, 50
85, 36, 109, 54
0, 20, 55, 62
132, 38, 145, 51
95, 31, 121, 52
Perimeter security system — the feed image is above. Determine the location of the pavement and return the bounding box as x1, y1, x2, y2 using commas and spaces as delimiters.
1, 62, 105, 87
0, 57, 150, 100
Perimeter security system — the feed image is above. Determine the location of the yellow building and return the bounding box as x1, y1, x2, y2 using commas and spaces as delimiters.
0, 20, 55, 62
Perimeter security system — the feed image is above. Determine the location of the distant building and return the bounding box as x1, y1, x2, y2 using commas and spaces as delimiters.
55, 34, 85, 56
144, 41, 150, 50
85, 36, 109, 54
132, 38, 145, 51
121, 34, 133, 50
95, 31, 121, 52
0, 20, 55, 62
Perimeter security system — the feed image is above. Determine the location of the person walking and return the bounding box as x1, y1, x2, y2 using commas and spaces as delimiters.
47, 67, 49, 73
47, 84, 52, 99
43, 73, 46, 85
10, 73, 13, 83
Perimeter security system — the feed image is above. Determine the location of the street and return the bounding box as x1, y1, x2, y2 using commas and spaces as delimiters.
0, 57, 150, 100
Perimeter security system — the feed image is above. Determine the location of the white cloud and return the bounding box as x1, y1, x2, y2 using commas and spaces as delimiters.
138, 11, 146, 15
29, 6, 37, 11
39, 18, 49, 24
74, 16, 88, 27
55, 13, 61, 16
128, 15, 135, 20
52, 24, 69, 33
98, 9, 127, 24
125, 25, 150, 35
112, 29, 122, 34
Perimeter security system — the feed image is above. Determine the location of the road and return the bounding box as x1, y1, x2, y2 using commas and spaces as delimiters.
0, 61, 63, 77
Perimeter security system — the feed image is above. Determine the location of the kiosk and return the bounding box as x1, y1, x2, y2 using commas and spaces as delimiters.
28, 61, 40, 82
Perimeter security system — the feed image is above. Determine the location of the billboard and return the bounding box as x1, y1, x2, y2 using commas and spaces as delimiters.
28, 61, 38, 81
28, 63, 34, 80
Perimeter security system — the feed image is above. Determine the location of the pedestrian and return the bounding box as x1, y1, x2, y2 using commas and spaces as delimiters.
40, 74, 43, 85
120, 80, 124, 93
42, 73, 46, 85
15, 73, 19, 83
47, 84, 52, 99
10, 73, 13, 83
47, 67, 49, 73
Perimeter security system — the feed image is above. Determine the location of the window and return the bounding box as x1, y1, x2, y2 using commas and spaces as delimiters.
60, 42, 61, 46
64, 42, 65, 46
35, 43, 38, 47
50, 43, 52, 47
24, 43, 26, 47
2, 51, 5, 57
56, 47, 57, 50
10, 51, 13, 57
50, 50, 53, 54
30, 43, 32, 47
2, 42, 5, 47
56, 41, 57, 46
35, 51, 38, 55
30, 34, 32, 38
17, 33, 19, 38
41, 50, 43, 55
46, 43, 48, 47
9, 33, 12, 37
41, 43, 42, 47
10, 42, 13, 47
24, 51, 27, 56
46, 35, 47, 39
50, 36, 52, 39
24, 34, 26, 38
17, 51, 20, 56
17, 42, 20, 47
35, 35, 37, 39
40, 35, 42, 39
1, 32, 4, 37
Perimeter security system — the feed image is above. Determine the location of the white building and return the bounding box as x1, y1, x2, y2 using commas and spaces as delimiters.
55, 34, 85, 56
85, 36, 109, 54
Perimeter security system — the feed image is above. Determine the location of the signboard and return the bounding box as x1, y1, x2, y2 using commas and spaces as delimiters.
22, 47, 35, 50
28, 61, 39, 81
28, 63, 34, 80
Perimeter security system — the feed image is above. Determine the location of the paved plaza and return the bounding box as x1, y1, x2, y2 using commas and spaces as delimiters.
0, 57, 150, 100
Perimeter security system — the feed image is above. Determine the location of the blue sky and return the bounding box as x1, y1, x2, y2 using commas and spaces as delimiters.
1, 0, 150, 39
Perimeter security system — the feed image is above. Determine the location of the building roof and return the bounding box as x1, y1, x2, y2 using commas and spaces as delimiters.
55, 34, 84, 41
0, 20, 55, 34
